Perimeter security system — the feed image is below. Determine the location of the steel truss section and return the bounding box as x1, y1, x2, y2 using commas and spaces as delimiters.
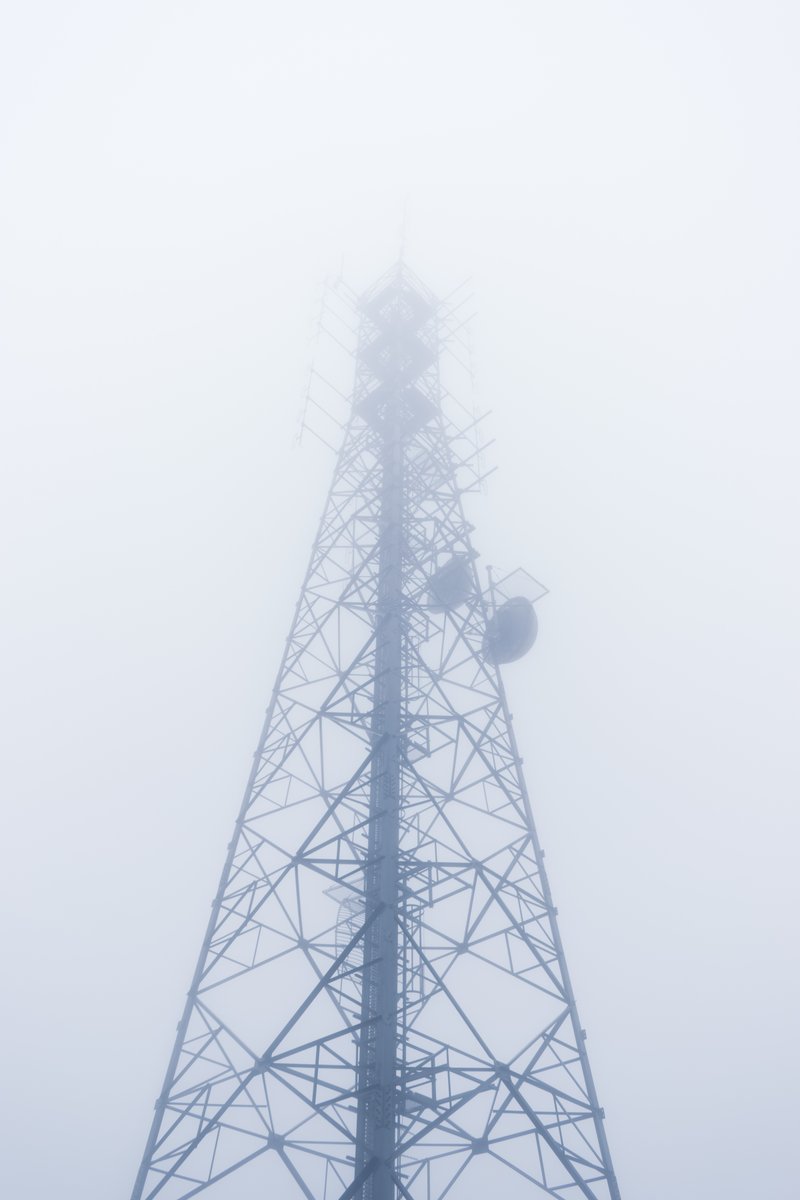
131, 264, 622, 1200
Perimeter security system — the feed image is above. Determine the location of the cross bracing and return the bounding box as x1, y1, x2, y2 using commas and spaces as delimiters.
131, 263, 621, 1200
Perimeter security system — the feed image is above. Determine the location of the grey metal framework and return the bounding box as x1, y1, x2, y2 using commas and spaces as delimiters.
131, 264, 622, 1200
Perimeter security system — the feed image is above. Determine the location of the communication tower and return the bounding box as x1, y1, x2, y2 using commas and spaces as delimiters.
131, 264, 622, 1200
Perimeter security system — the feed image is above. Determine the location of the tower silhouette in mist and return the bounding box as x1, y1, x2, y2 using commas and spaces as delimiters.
131, 264, 622, 1200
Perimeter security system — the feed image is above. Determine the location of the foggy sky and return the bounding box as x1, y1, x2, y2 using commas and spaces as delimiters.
1, 3, 799, 1198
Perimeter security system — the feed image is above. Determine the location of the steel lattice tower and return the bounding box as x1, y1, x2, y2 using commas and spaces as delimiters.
131, 264, 622, 1200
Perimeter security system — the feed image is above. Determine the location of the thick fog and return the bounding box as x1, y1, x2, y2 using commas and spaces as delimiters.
1, 3, 799, 1197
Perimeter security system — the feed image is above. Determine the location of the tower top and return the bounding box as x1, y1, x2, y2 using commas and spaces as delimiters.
360, 261, 439, 328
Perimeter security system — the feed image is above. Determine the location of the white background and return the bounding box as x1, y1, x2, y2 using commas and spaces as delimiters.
1, 3, 799, 1197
